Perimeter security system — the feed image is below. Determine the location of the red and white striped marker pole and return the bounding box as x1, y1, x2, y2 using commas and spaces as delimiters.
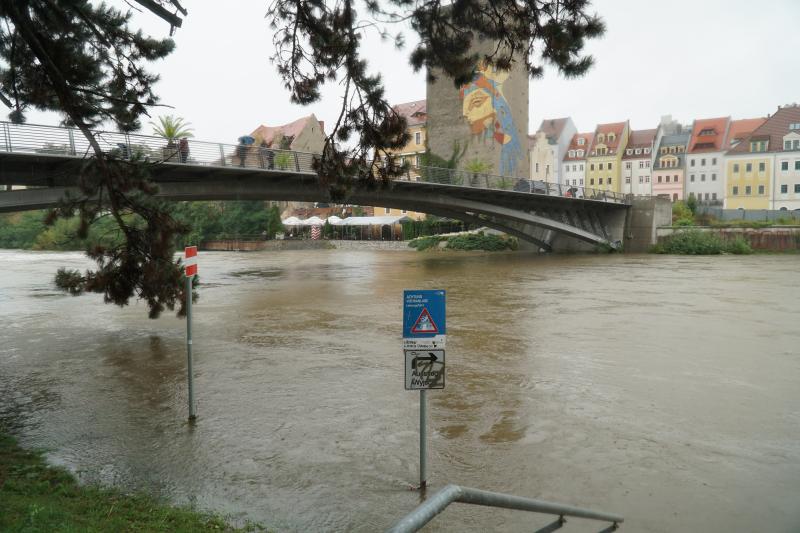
185, 246, 197, 421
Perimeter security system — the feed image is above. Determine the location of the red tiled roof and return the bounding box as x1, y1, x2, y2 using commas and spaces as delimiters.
536, 117, 570, 142
724, 117, 767, 150
251, 114, 321, 148
589, 121, 627, 155
563, 132, 594, 161
688, 117, 730, 153
393, 99, 427, 127
622, 128, 656, 159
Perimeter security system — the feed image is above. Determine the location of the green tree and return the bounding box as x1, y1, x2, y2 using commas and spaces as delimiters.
150, 115, 194, 143
265, 205, 285, 239
0, 1, 190, 318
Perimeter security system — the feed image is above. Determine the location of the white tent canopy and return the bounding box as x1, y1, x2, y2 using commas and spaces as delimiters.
338, 215, 412, 226
281, 216, 302, 226
300, 216, 326, 226
326, 215, 344, 225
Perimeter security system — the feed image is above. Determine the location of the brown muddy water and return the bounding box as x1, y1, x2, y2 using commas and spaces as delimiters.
0, 249, 798, 532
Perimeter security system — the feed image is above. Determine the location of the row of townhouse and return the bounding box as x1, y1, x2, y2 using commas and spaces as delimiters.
531, 104, 800, 210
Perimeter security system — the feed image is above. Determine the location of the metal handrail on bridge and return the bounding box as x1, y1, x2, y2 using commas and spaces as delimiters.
0, 120, 628, 205
387, 484, 623, 533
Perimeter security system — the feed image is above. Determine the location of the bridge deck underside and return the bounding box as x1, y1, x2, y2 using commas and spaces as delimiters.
0, 153, 627, 249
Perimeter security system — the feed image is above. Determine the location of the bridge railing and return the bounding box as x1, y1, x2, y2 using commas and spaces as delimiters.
0, 121, 627, 204
399, 165, 628, 204
0, 121, 318, 174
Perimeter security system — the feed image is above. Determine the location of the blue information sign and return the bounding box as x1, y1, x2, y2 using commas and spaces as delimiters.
403, 289, 446, 349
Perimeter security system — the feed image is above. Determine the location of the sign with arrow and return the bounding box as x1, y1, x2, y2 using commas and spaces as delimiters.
405, 349, 445, 390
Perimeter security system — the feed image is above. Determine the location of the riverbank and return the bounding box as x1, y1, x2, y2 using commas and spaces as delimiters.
0, 430, 261, 532
655, 226, 800, 253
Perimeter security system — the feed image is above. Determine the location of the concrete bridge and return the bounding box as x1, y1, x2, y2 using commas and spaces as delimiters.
0, 122, 668, 251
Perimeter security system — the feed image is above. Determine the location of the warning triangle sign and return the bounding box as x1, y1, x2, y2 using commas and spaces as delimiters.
411, 308, 438, 334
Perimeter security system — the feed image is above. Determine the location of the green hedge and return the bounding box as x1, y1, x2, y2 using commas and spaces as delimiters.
652, 229, 753, 255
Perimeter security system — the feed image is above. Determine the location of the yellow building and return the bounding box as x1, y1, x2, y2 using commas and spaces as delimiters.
724, 148, 771, 209
380, 99, 428, 220
585, 121, 629, 194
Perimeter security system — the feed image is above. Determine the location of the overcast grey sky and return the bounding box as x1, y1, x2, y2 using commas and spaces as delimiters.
21, 0, 800, 141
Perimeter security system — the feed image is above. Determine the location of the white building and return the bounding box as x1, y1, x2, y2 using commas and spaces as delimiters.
529, 117, 577, 184
685, 117, 730, 206
560, 132, 593, 190
621, 129, 656, 196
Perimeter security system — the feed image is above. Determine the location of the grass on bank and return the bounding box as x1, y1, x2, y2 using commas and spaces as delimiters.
0, 431, 263, 533
651, 229, 753, 255
408, 232, 518, 251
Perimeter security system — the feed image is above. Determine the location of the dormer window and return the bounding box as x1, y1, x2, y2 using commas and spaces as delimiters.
608, 133, 616, 142
597, 134, 605, 143
626, 149, 632, 155
568, 150, 575, 158
577, 150, 584, 157
699, 128, 715, 136
790, 123, 800, 130
577, 138, 585, 146
635, 148, 642, 155
644, 148, 651, 154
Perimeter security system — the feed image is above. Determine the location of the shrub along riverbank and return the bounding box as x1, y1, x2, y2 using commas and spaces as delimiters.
651, 229, 753, 255
409, 232, 518, 251
0, 430, 262, 532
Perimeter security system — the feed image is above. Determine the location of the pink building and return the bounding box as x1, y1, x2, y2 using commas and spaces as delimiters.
652, 132, 690, 201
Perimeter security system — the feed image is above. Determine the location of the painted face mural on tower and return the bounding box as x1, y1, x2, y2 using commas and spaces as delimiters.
459, 63, 524, 177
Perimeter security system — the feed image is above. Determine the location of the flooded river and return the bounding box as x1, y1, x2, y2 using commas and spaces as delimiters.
1, 249, 799, 532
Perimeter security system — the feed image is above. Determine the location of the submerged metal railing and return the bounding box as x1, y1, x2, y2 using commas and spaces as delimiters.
386, 484, 623, 533
0, 121, 629, 204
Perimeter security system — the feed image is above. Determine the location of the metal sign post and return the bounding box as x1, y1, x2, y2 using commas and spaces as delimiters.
185, 246, 198, 421
403, 290, 446, 490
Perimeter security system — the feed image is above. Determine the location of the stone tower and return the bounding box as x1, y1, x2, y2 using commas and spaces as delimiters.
426, 40, 529, 179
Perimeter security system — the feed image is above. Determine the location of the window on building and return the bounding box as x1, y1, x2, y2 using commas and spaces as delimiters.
415, 132, 421, 144
609, 163, 613, 170
580, 164, 584, 171
704, 193, 710, 200
712, 193, 717, 200
782, 161, 789, 171
568, 150, 575, 158
732, 186, 738, 195
712, 173, 717, 181
626, 149, 632, 156
733, 163, 739, 173
646, 161, 650, 168
796, 160, 800, 171
790, 123, 800, 130
701, 174, 706, 182
599, 178, 603, 184
599, 163, 604, 170
785, 140, 792, 150
689, 192, 695, 198
701, 158, 706, 166
746, 163, 752, 172
597, 134, 604, 143
577, 137, 585, 145
657, 176, 662, 183
385, 207, 391, 214
759, 162, 765, 172
690, 174, 695, 182
608, 178, 612, 185
626, 176, 631, 183
590, 164, 595, 171
535, 163, 539, 173
590, 178, 595, 185
639, 161, 644, 169
646, 176, 650, 183
745, 185, 752, 195
415, 155, 420, 166
758, 185, 765, 195
674, 175, 679, 182
626, 161, 631, 169
690, 159, 696, 167
401, 209, 408, 214
712, 157, 717, 165
781, 184, 788, 193
580, 179, 584, 185
673, 193, 678, 201
546, 164, 550, 175
794, 140, 800, 150
639, 176, 644, 183
795, 184, 800, 193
